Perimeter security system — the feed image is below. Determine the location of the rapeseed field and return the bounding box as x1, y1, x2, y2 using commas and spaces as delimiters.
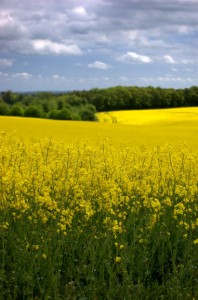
96, 107, 198, 125
0, 128, 198, 298
1, 106, 198, 149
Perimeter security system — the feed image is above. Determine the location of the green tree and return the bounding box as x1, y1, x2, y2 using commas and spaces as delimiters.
1, 90, 14, 104
71, 112, 81, 120
0, 102, 10, 115
67, 95, 87, 106
9, 104, 24, 116
48, 109, 59, 119
57, 108, 72, 120
42, 98, 57, 113
24, 106, 43, 118
80, 107, 96, 121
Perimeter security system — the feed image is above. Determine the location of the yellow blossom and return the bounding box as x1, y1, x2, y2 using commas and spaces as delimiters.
115, 256, 121, 263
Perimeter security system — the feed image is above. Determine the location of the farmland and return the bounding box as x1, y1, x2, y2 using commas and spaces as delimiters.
96, 107, 198, 125
0, 108, 198, 299
1, 106, 198, 149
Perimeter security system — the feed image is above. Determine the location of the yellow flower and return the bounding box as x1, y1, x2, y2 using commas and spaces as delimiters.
1, 222, 9, 229
33, 245, 39, 251
115, 256, 121, 263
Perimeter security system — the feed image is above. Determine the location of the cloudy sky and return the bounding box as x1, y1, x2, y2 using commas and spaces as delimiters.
0, 0, 198, 91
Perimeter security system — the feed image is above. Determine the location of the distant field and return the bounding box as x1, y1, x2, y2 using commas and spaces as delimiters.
0, 107, 198, 149
96, 107, 198, 125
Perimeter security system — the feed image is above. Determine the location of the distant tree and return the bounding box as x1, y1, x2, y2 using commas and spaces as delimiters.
175, 89, 185, 106
42, 98, 57, 113
188, 86, 198, 105
71, 112, 81, 121
9, 104, 24, 116
21, 95, 34, 106
37, 92, 53, 100
80, 106, 96, 121
49, 109, 60, 119
66, 95, 87, 106
85, 104, 96, 113
57, 99, 65, 110
1, 90, 14, 105
90, 90, 108, 111
140, 89, 153, 108
57, 108, 72, 120
16, 93, 24, 103
0, 102, 10, 115
24, 106, 42, 118
151, 87, 165, 108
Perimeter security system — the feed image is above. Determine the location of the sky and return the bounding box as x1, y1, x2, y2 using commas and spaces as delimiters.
0, 0, 198, 92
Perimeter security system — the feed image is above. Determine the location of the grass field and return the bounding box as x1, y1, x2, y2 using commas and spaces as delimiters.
0, 108, 198, 299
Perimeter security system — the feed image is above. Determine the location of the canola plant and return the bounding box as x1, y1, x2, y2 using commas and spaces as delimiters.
0, 133, 197, 299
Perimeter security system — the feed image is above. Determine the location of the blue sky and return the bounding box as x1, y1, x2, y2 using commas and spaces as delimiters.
0, 0, 198, 91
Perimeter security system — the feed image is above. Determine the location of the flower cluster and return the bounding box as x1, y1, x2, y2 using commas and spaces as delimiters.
0, 133, 197, 298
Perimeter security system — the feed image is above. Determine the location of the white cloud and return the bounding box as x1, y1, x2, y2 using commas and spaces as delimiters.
139, 75, 197, 85
88, 61, 111, 69
164, 55, 177, 64
177, 25, 191, 34
181, 59, 194, 64
71, 6, 87, 17
12, 72, 32, 79
52, 74, 66, 80
0, 71, 9, 78
52, 74, 60, 79
118, 52, 153, 64
0, 10, 27, 43
95, 34, 110, 45
0, 58, 13, 67
31, 39, 82, 55
164, 56, 194, 65
157, 76, 184, 82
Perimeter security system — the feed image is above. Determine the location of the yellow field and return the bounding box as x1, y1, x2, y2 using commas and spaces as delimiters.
0, 109, 198, 298
96, 107, 198, 125
0, 106, 198, 149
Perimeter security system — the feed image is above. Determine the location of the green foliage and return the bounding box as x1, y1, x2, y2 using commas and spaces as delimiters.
24, 106, 43, 118
57, 108, 72, 120
80, 106, 96, 121
42, 99, 57, 113
71, 112, 82, 120
48, 109, 59, 119
1, 90, 14, 105
66, 94, 88, 106
9, 104, 24, 117
0, 102, 10, 115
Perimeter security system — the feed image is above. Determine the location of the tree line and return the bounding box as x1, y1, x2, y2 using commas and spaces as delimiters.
0, 85, 198, 121
0, 91, 96, 121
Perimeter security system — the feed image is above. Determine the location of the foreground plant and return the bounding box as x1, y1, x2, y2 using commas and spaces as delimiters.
0, 133, 197, 299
